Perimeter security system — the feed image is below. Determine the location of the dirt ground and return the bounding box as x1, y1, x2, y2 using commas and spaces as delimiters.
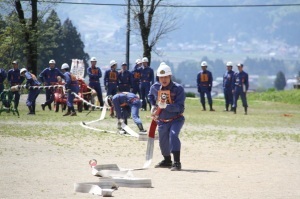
0, 133, 299, 199
0, 95, 299, 199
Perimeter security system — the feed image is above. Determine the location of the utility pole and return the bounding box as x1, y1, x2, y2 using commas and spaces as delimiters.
126, 0, 130, 69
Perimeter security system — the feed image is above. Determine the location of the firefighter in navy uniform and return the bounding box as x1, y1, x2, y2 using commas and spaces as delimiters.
7, 61, 25, 109
61, 63, 79, 116
223, 61, 235, 111
87, 57, 104, 107
196, 61, 215, 111
140, 57, 154, 111
104, 60, 118, 117
105, 93, 147, 134
131, 59, 142, 96
232, 63, 249, 115
148, 63, 185, 171
20, 68, 41, 115
39, 59, 64, 111
0, 67, 7, 101
118, 62, 132, 92
0, 68, 7, 91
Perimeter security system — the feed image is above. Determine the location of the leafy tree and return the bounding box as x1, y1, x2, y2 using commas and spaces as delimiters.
38, 10, 63, 71
61, 18, 89, 70
0, 12, 26, 70
274, 71, 286, 90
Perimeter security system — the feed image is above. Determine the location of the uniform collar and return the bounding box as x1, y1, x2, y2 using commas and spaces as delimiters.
161, 81, 174, 90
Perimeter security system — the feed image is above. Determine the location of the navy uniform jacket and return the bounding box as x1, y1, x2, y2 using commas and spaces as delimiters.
118, 70, 132, 85
140, 67, 154, 84
131, 65, 141, 84
63, 72, 79, 92
223, 70, 235, 90
148, 81, 185, 121
197, 70, 213, 91
25, 72, 41, 88
0, 68, 7, 84
232, 71, 249, 91
104, 69, 118, 87
112, 92, 139, 119
39, 67, 64, 85
7, 69, 24, 86
87, 66, 102, 82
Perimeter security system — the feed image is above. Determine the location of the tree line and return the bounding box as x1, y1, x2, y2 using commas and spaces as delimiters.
0, 8, 89, 75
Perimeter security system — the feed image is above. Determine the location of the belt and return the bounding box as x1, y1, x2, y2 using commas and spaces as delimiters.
109, 81, 117, 83
159, 114, 183, 123
142, 80, 149, 82
90, 80, 99, 82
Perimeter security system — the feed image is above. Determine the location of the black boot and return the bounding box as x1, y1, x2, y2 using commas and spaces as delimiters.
224, 104, 229, 111
32, 104, 36, 115
155, 155, 172, 168
233, 107, 236, 114
209, 104, 215, 111
47, 104, 52, 111
201, 103, 206, 111
41, 103, 46, 111
171, 151, 181, 171
63, 107, 71, 116
244, 107, 247, 115
70, 106, 77, 116
137, 123, 147, 134
27, 106, 34, 115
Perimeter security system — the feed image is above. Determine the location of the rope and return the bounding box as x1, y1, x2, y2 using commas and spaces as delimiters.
15, 84, 64, 90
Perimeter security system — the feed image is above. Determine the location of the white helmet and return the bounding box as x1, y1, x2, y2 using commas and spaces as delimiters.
201, 61, 207, 67
142, 57, 148, 63
90, 57, 97, 62
61, 63, 69, 70
104, 95, 113, 107
226, 61, 233, 67
157, 63, 172, 77
20, 68, 27, 74
110, 60, 117, 67
49, 59, 56, 64
135, 59, 142, 64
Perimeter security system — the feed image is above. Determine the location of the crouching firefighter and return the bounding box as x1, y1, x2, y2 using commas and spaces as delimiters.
20, 68, 41, 115
104, 93, 147, 134
148, 62, 185, 171
61, 63, 79, 116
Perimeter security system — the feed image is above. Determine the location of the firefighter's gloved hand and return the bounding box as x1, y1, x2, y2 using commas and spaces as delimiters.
151, 106, 157, 115
157, 101, 167, 109
117, 119, 123, 130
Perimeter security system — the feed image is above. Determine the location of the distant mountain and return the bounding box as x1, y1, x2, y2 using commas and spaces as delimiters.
54, 0, 300, 64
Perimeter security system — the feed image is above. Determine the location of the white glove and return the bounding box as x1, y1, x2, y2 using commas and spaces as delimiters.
157, 101, 167, 109
151, 106, 157, 115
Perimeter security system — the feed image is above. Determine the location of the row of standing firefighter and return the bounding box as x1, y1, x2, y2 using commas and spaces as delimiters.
0, 58, 249, 116
197, 61, 249, 115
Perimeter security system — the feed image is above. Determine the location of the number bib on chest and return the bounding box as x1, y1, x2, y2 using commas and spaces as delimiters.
157, 90, 173, 104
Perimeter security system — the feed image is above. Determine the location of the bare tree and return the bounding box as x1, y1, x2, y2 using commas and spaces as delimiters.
130, 0, 178, 64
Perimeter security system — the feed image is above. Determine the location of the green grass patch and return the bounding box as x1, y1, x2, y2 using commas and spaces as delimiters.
248, 89, 300, 105
0, 92, 299, 144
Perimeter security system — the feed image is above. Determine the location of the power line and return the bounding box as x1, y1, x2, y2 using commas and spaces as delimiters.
24, 1, 300, 8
